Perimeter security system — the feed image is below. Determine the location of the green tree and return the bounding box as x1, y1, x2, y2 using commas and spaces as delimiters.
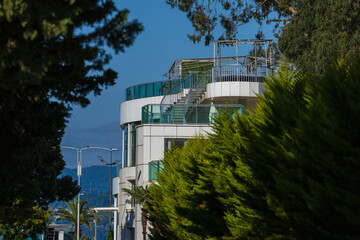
206, 110, 279, 239
146, 137, 229, 239
0, 0, 143, 231
257, 59, 360, 239
278, 1, 360, 74
146, 60, 360, 239
123, 185, 150, 240
54, 197, 105, 239
0, 206, 51, 240
166, 0, 360, 74
239, 63, 307, 239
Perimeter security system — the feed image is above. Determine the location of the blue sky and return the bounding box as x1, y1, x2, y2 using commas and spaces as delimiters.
61, 0, 275, 168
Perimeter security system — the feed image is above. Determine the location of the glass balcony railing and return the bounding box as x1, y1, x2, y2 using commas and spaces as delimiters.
125, 73, 205, 101
142, 104, 244, 124
125, 79, 178, 101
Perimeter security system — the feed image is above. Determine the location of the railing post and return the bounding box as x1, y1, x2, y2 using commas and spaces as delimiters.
183, 105, 186, 124
196, 105, 198, 124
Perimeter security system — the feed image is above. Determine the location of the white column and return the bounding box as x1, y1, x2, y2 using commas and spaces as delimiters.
122, 125, 125, 168
114, 196, 118, 240
59, 231, 64, 240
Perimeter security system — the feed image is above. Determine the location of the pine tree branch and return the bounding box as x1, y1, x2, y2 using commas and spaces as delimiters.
274, 0, 299, 15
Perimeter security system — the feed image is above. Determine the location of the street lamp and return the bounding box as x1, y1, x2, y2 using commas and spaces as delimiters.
60, 146, 88, 240
87, 147, 119, 233
98, 155, 120, 230
61, 146, 118, 240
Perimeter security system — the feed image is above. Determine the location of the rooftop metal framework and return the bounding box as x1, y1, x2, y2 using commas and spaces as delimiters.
213, 39, 274, 82
165, 39, 275, 81
165, 58, 214, 80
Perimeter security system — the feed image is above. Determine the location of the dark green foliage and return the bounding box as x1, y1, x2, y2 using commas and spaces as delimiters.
0, 206, 51, 240
276, 59, 360, 239
0, 0, 143, 99
146, 60, 360, 239
0, 0, 142, 234
278, 1, 360, 74
0, 96, 79, 223
243, 64, 308, 239
147, 137, 230, 239
245, 60, 360, 239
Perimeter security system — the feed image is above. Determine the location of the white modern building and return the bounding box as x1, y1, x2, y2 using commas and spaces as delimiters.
113, 39, 275, 240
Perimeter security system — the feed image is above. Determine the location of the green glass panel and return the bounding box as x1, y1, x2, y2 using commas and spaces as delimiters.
141, 104, 244, 125
126, 88, 131, 101
149, 161, 162, 181
124, 70, 213, 101
153, 82, 162, 96
147, 83, 154, 97
140, 84, 146, 98
127, 87, 135, 101
135, 85, 140, 99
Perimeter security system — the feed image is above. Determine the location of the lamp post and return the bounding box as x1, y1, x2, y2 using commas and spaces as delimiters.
87, 147, 119, 233
61, 146, 88, 240
98, 155, 120, 230
61, 146, 118, 240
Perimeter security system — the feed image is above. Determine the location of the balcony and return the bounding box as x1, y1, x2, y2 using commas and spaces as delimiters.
142, 104, 244, 125
125, 80, 174, 101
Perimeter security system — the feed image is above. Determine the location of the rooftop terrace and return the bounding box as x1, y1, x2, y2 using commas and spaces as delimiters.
125, 39, 276, 102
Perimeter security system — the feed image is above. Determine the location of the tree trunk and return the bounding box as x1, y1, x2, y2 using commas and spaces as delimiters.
141, 210, 147, 240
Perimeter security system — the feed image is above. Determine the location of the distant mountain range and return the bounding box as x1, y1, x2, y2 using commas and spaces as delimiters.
61, 165, 115, 193
52, 166, 114, 239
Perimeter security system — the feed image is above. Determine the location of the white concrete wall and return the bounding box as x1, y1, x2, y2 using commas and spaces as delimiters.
120, 96, 163, 125
118, 166, 136, 240
113, 177, 119, 195
206, 81, 265, 98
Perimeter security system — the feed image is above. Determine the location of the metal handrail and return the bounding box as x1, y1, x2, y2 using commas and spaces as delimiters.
213, 64, 269, 82
184, 71, 211, 104
160, 73, 197, 105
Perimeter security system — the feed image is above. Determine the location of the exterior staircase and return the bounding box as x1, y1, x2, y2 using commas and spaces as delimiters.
173, 105, 184, 123
184, 86, 206, 105
161, 71, 211, 124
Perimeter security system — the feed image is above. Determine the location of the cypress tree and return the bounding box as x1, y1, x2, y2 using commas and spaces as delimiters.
147, 60, 360, 239
274, 60, 360, 239
147, 137, 229, 239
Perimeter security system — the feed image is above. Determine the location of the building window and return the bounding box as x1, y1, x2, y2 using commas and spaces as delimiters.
164, 138, 187, 151
123, 125, 128, 167
129, 122, 139, 166
149, 161, 164, 181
